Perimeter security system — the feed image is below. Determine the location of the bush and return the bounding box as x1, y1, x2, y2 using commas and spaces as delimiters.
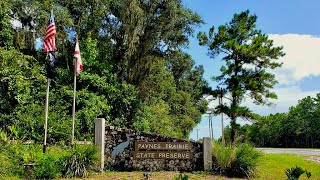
5, 142, 43, 177
285, 166, 311, 180
33, 152, 64, 179
62, 145, 98, 178
173, 172, 189, 180
0, 142, 98, 178
211, 141, 261, 178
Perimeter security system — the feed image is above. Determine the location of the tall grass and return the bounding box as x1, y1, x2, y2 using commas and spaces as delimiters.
211, 140, 261, 178
62, 145, 98, 178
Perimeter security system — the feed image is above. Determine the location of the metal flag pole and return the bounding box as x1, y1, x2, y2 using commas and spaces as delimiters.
72, 35, 81, 146
43, 9, 57, 153
43, 77, 50, 153
196, 129, 199, 141
72, 51, 77, 146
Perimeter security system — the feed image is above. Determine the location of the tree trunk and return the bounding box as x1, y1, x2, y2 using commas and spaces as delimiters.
230, 118, 237, 143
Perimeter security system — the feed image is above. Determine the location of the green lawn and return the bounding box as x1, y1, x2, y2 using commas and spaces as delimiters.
78, 153, 320, 180
254, 153, 320, 180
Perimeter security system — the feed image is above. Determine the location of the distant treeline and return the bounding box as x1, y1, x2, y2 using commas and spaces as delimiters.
224, 93, 320, 148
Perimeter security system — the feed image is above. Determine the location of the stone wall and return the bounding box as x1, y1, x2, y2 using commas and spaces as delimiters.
104, 125, 204, 171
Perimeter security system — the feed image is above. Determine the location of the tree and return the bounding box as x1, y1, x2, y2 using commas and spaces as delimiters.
198, 10, 284, 142
109, 0, 203, 86
0, 0, 209, 141
0, 0, 13, 48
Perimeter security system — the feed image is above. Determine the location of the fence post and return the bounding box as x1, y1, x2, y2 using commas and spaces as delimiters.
94, 118, 105, 171
203, 137, 212, 171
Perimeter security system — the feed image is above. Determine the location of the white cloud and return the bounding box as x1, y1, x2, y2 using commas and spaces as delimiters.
243, 86, 318, 116
269, 34, 320, 85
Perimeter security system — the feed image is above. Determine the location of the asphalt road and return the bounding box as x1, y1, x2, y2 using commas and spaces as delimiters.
257, 148, 320, 156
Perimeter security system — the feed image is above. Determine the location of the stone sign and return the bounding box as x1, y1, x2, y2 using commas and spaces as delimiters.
102, 123, 206, 171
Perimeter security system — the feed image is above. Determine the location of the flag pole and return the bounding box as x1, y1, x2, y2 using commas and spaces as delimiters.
43, 77, 50, 153
43, 9, 56, 153
72, 36, 79, 146
72, 54, 76, 146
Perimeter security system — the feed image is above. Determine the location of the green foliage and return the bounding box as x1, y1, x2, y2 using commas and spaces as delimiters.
0, 134, 10, 178
0, 129, 8, 144
212, 141, 236, 170
0, 142, 98, 178
0, 142, 43, 177
198, 10, 284, 142
285, 166, 311, 180
0, 0, 209, 142
33, 150, 65, 179
62, 145, 98, 178
232, 93, 320, 148
173, 172, 189, 180
0, 0, 13, 48
211, 141, 261, 178
306, 170, 312, 178
257, 154, 320, 179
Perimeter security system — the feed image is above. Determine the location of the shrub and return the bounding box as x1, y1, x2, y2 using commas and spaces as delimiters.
5, 142, 43, 177
173, 172, 189, 180
0, 130, 8, 144
0, 142, 99, 178
33, 152, 64, 179
211, 141, 261, 178
62, 145, 98, 178
285, 166, 311, 180
0, 148, 10, 178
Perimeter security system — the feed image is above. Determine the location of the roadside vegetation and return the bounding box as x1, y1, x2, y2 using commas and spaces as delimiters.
211, 140, 261, 178
223, 93, 320, 148
0, 138, 98, 179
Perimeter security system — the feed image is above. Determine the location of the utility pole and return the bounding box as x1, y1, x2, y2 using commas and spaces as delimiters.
205, 112, 214, 139
196, 129, 199, 141
205, 113, 211, 138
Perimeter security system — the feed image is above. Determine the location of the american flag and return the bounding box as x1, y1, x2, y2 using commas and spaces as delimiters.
74, 37, 83, 75
43, 10, 56, 52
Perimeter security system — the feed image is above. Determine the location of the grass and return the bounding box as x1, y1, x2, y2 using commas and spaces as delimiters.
67, 154, 320, 180
3, 152, 320, 179
254, 153, 320, 180
67, 171, 237, 180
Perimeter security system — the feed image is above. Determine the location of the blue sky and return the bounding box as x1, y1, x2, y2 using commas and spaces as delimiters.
183, 0, 320, 140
